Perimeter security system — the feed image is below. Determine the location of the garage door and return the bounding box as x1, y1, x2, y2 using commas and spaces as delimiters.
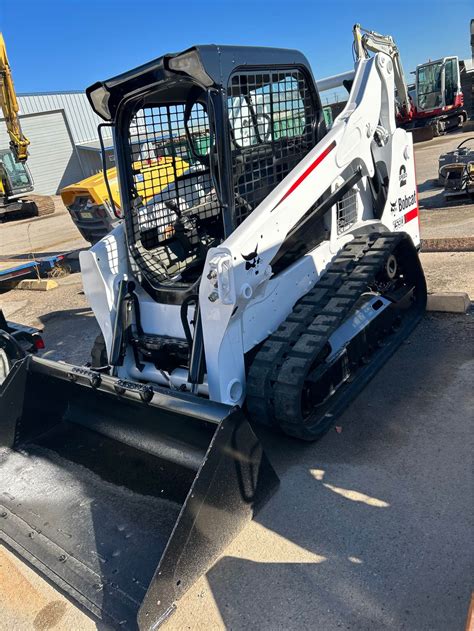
0, 109, 84, 195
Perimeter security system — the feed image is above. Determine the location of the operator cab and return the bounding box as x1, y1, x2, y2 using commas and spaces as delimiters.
416, 57, 460, 113
0, 148, 34, 199
87, 45, 327, 297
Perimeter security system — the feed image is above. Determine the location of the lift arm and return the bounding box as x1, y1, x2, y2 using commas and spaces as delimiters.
200, 45, 419, 404
353, 24, 413, 119
0, 33, 30, 162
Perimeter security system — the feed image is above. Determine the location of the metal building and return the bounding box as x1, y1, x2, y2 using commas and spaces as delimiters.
0, 91, 113, 195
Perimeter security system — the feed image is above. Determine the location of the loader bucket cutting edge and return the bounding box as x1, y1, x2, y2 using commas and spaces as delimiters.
0, 355, 279, 630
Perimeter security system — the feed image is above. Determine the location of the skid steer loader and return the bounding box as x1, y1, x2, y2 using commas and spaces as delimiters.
0, 27, 426, 630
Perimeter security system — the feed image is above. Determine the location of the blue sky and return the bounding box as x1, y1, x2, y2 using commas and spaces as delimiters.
2, 0, 472, 94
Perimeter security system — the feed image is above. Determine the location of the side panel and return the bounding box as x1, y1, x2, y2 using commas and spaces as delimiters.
80, 225, 128, 358
379, 128, 420, 247
80, 224, 188, 359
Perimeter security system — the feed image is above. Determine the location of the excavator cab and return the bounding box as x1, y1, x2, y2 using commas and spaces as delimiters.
0, 149, 54, 218
0, 149, 34, 197
0, 148, 37, 219
416, 57, 462, 113
409, 56, 467, 137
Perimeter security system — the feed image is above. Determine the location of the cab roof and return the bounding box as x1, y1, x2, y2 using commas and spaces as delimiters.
87, 44, 314, 121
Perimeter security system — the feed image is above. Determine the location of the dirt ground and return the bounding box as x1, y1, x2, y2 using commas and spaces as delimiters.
0, 127, 473, 631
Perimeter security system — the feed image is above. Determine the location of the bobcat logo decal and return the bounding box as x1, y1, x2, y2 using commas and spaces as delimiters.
399, 164, 407, 187
242, 244, 260, 271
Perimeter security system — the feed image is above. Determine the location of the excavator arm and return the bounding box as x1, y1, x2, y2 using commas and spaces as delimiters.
0, 33, 30, 163
353, 24, 413, 120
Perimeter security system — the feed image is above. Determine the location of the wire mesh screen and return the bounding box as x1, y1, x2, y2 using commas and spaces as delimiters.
125, 103, 222, 284
228, 69, 316, 225
336, 187, 358, 235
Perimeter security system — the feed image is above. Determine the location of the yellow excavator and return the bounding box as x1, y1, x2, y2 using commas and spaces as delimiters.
0, 33, 54, 220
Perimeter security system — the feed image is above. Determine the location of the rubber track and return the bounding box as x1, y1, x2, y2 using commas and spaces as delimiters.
246, 232, 406, 436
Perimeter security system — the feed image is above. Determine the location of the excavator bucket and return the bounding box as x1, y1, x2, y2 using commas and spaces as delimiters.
0, 355, 279, 629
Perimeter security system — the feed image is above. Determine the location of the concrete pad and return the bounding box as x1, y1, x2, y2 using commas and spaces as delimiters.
427, 292, 471, 313
0, 546, 98, 631
420, 251, 474, 296
419, 205, 474, 241
0, 300, 28, 319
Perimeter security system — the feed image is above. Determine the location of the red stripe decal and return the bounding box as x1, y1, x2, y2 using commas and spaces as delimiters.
272, 140, 336, 211
404, 207, 419, 223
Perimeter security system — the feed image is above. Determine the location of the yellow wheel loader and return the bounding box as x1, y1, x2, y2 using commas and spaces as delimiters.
61, 148, 190, 244
0, 34, 55, 220
0, 28, 426, 630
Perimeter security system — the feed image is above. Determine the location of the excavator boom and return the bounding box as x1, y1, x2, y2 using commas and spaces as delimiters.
0, 33, 30, 163
353, 24, 413, 119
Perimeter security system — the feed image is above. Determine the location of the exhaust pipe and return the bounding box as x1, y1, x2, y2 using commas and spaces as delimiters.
0, 355, 279, 629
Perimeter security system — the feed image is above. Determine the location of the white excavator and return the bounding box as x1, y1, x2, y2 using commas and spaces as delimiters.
0, 25, 426, 630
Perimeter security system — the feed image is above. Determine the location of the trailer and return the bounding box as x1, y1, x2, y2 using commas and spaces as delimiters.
0, 253, 66, 284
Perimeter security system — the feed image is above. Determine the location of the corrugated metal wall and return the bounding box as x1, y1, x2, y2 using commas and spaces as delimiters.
18, 92, 112, 144
0, 110, 83, 194
0, 91, 113, 193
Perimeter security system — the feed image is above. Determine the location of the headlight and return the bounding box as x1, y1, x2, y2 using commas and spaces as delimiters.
88, 84, 112, 120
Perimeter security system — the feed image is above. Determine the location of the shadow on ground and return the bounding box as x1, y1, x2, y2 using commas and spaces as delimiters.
37, 307, 100, 365
200, 314, 473, 631
417, 178, 439, 193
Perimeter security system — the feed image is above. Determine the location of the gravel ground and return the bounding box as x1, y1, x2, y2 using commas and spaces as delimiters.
419, 204, 474, 240
420, 251, 474, 296
0, 272, 99, 365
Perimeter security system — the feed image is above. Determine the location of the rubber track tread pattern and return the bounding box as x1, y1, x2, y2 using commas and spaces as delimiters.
246, 232, 421, 439
246, 235, 374, 428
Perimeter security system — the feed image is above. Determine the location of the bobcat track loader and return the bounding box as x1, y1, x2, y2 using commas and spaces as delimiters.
0, 26, 426, 630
